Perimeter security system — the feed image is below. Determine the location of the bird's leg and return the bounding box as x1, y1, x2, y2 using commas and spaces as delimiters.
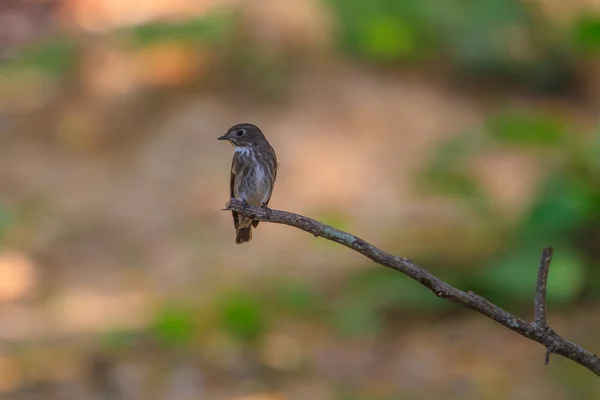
241, 199, 257, 219
260, 202, 271, 219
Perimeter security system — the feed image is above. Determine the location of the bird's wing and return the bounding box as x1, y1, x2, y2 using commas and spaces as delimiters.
266, 156, 278, 206
252, 155, 277, 228
230, 158, 239, 230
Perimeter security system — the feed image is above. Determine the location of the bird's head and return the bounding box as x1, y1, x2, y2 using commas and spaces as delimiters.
218, 123, 266, 147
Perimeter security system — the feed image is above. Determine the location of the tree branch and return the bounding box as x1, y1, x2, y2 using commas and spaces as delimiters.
224, 198, 600, 376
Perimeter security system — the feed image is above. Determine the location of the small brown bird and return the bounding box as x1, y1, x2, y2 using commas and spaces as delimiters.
218, 123, 278, 244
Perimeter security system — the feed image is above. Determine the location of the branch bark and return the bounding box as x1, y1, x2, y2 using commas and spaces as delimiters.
534, 247, 553, 329
224, 198, 600, 376
534, 246, 554, 365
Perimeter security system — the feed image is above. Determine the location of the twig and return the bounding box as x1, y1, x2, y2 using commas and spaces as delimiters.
534, 247, 553, 328
224, 199, 600, 376
534, 247, 554, 364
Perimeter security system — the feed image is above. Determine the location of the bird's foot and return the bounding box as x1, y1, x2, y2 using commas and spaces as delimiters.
242, 199, 254, 219
241, 199, 257, 218
260, 202, 271, 219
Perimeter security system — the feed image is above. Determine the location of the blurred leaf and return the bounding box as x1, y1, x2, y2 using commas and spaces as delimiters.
419, 132, 489, 204
217, 291, 268, 343
225, 47, 293, 100
329, 0, 574, 91
360, 17, 420, 60
331, 299, 382, 338
0, 204, 13, 245
126, 12, 235, 46
342, 268, 450, 313
427, 130, 488, 167
1, 37, 78, 77
431, 0, 532, 67
273, 279, 323, 317
485, 246, 586, 304
584, 129, 600, 174
486, 110, 566, 147
101, 330, 138, 350
424, 169, 483, 199
552, 358, 600, 398
151, 305, 196, 348
546, 249, 587, 303
570, 15, 600, 54
515, 173, 594, 245
328, 0, 436, 62
585, 260, 600, 295
430, 0, 576, 93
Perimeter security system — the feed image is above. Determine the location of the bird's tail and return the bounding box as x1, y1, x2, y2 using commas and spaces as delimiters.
235, 226, 252, 244
235, 215, 253, 244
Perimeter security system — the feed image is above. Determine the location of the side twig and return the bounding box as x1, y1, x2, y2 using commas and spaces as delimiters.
534, 247, 553, 328
534, 247, 554, 365
224, 199, 600, 376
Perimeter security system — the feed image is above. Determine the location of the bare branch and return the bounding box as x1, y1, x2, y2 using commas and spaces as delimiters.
534, 247, 554, 364
535, 247, 553, 328
224, 199, 600, 376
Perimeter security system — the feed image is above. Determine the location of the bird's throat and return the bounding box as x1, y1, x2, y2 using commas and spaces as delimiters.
234, 146, 251, 156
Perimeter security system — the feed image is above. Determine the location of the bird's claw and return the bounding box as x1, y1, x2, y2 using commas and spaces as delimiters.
241, 199, 249, 213
261, 202, 271, 219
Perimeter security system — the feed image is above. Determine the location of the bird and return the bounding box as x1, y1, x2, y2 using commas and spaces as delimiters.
218, 123, 278, 244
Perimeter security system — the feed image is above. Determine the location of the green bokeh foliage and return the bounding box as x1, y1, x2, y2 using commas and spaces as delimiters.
328, 0, 581, 92
421, 112, 599, 307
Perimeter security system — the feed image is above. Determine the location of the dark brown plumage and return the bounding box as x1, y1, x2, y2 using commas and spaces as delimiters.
218, 123, 278, 244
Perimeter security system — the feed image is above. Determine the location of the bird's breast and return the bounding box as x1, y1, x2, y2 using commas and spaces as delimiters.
234, 150, 274, 206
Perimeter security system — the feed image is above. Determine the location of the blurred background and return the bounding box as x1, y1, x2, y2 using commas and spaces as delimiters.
0, 0, 599, 399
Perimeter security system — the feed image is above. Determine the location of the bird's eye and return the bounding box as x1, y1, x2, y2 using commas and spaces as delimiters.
235, 129, 246, 137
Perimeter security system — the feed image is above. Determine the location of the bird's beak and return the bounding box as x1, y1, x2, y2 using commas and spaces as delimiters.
217, 134, 228, 141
